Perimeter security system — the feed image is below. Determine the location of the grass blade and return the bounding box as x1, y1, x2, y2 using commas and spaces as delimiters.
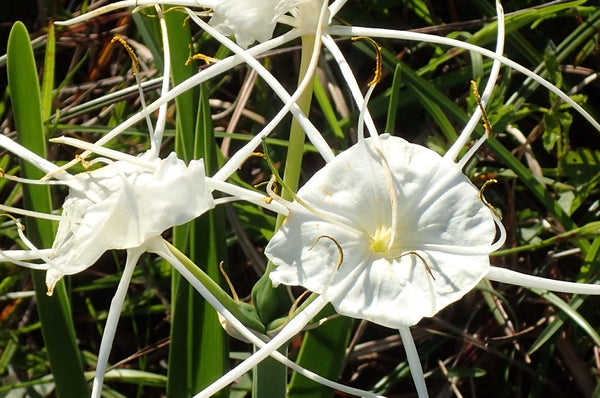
7, 20, 88, 398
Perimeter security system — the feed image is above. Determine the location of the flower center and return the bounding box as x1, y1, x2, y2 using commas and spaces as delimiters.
369, 226, 393, 255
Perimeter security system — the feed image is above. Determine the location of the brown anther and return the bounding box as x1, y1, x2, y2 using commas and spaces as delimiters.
352, 36, 383, 87
309, 235, 344, 270
478, 178, 502, 219
111, 36, 139, 75
471, 80, 493, 137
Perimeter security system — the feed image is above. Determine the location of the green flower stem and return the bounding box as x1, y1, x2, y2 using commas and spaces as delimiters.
276, 33, 318, 219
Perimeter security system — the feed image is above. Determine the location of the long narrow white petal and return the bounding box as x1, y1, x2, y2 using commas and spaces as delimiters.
321, 34, 380, 143
0, 135, 72, 181
148, 5, 171, 157
55, 0, 217, 26
487, 266, 600, 294
328, 0, 349, 19
448, 0, 505, 163
0, 248, 51, 260
327, 25, 600, 133
49, 136, 157, 170
399, 327, 429, 398
0, 203, 69, 222
91, 247, 142, 398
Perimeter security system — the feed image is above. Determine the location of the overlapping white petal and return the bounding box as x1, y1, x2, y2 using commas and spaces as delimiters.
44, 152, 214, 292
266, 134, 497, 328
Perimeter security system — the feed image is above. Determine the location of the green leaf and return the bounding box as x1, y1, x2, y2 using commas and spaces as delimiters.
7, 20, 89, 398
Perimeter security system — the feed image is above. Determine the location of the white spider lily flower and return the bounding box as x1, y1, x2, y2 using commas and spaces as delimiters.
0, 135, 214, 295
47, 151, 214, 294
265, 133, 500, 328
209, 0, 325, 48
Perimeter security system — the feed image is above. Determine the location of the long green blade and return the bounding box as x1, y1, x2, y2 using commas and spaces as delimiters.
7, 21, 88, 398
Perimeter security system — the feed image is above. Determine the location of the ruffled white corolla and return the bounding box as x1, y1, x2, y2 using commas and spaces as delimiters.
43, 151, 213, 294
265, 134, 498, 328
209, 0, 325, 48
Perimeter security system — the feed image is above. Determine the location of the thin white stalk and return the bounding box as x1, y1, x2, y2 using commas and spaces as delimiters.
50, 29, 303, 176
0, 135, 72, 181
487, 267, 600, 294
398, 327, 429, 398
206, 178, 289, 216
327, 25, 600, 133
0, 203, 69, 222
328, 0, 349, 19
49, 136, 158, 170
55, 0, 217, 26
149, 5, 171, 157
0, 248, 52, 260
91, 248, 141, 398
1, 174, 70, 185
192, 295, 330, 398
321, 34, 379, 142
151, 238, 382, 398
448, 0, 505, 163
188, 8, 336, 182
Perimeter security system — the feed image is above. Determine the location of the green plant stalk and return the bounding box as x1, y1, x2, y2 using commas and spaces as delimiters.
7, 21, 88, 397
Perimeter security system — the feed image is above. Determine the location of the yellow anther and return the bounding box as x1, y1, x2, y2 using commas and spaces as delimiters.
111, 36, 139, 75
478, 178, 502, 220
186, 45, 219, 66
352, 36, 383, 86
309, 235, 344, 270
0, 168, 5, 178
471, 80, 493, 137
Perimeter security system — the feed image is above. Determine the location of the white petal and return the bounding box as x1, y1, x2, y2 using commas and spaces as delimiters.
267, 134, 496, 328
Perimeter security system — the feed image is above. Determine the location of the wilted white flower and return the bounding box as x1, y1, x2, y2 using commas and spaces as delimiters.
0, 135, 214, 296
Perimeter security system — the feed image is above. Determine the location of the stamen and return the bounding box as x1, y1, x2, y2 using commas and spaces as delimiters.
471, 80, 492, 137
395, 251, 436, 316
111, 36, 139, 75
262, 141, 363, 236
111, 35, 156, 150
478, 179, 502, 220
219, 261, 239, 302
309, 235, 344, 270
396, 251, 435, 281
185, 46, 219, 65
351, 36, 383, 87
